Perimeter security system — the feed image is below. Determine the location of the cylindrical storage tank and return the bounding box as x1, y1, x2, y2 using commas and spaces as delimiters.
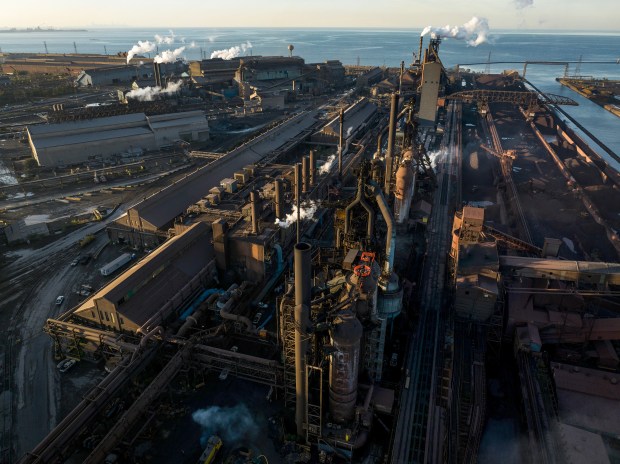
394, 162, 415, 224
377, 273, 403, 319
329, 310, 363, 424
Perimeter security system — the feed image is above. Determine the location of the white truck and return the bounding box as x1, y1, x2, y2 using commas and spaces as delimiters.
99, 253, 133, 276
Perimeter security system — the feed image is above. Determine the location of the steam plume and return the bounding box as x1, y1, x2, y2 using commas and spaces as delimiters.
125, 80, 183, 102
192, 404, 258, 445
514, 0, 533, 8
427, 148, 448, 170
127, 40, 156, 63
210, 41, 253, 60
318, 155, 336, 175
346, 126, 353, 138
154, 46, 186, 64
155, 31, 175, 45
421, 16, 490, 47
275, 200, 319, 228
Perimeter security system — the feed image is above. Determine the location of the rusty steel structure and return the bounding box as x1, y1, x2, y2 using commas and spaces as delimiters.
446, 89, 578, 107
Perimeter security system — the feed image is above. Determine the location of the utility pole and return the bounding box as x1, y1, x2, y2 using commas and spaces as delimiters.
43, 41, 48, 54
73, 41, 78, 54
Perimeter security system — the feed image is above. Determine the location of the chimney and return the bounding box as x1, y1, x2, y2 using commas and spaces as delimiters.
295, 163, 302, 243
418, 36, 424, 65
250, 191, 260, 234
309, 150, 316, 187
338, 107, 345, 177
302, 156, 310, 194
274, 179, 283, 219
153, 62, 162, 87
385, 92, 399, 195
294, 241, 312, 437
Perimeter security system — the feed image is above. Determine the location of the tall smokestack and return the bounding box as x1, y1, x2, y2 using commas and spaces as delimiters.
153, 62, 162, 88
385, 92, 399, 195
399, 60, 405, 94
274, 178, 283, 219
309, 150, 316, 187
250, 191, 259, 234
294, 241, 312, 437
418, 36, 424, 65
338, 107, 344, 177
302, 156, 310, 194
295, 163, 302, 243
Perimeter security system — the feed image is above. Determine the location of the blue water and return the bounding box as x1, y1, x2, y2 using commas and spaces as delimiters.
1, 28, 619, 155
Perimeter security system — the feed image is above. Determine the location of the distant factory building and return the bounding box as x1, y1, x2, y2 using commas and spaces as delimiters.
355, 67, 384, 89
27, 110, 209, 167
189, 57, 241, 84
73, 222, 216, 333
3, 218, 49, 244
75, 61, 187, 87
237, 56, 304, 83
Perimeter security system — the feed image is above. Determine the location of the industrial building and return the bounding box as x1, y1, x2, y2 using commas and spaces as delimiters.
17, 35, 620, 464
27, 110, 209, 167
75, 61, 187, 87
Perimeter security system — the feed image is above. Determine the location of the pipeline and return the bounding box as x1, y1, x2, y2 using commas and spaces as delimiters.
294, 242, 312, 437
344, 175, 375, 239
219, 282, 254, 332
370, 180, 395, 275
179, 288, 222, 321
177, 293, 220, 338
131, 325, 163, 362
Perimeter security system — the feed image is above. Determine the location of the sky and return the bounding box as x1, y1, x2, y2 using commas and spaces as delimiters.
1, 0, 619, 31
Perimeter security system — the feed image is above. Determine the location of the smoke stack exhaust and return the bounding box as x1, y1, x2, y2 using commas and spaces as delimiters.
338, 107, 345, 177
385, 92, 399, 195
309, 150, 316, 187
418, 36, 424, 64
294, 241, 312, 437
274, 179, 283, 219
250, 191, 260, 234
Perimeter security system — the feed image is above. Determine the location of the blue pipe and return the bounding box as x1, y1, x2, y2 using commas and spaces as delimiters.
179, 288, 223, 321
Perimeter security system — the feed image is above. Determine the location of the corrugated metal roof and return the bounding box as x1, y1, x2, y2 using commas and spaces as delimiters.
131, 110, 318, 229
322, 99, 377, 137
33, 126, 153, 149
28, 113, 147, 135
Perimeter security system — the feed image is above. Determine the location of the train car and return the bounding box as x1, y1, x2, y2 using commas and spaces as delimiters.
197, 435, 222, 464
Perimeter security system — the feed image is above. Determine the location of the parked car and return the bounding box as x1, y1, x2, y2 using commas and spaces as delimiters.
253, 312, 263, 325
79, 255, 91, 265
230, 346, 239, 353
70, 258, 79, 267
57, 358, 77, 372
55, 295, 65, 306
218, 368, 230, 381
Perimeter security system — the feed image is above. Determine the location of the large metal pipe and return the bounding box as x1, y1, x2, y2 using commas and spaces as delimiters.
294, 242, 312, 437
219, 282, 254, 332
295, 163, 302, 243
302, 156, 310, 194
274, 178, 283, 219
385, 92, 399, 195
338, 107, 345, 177
250, 190, 260, 234
418, 36, 424, 64
309, 150, 316, 187
399, 60, 404, 94
344, 175, 374, 239
371, 181, 396, 275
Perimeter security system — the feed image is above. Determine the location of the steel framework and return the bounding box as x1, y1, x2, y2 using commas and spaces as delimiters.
446, 90, 578, 107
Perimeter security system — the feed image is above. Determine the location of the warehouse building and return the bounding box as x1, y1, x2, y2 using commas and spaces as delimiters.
73, 222, 216, 333
27, 110, 209, 167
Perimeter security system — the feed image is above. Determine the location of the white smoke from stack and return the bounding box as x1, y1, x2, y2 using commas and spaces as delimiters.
192, 404, 258, 445
275, 200, 319, 228
346, 126, 353, 138
427, 148, 449, 171
421, 16, 490, 47
155, 31, 175, 45
154, 46, 186, 64
126, 40, 156, 63
125, 80, 183, 102
318, 155, 336, 175
514, 0, 533, 8
210, 41, 253, 60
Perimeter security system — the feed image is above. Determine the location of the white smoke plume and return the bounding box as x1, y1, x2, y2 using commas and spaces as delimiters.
126, 40, 156, 63
275, 200, 319, 228
427, 148, 449, 171
154, 46, 186, 64
421, 16, 490, 47
346, 126, 353, 138
318, 155, 336, 175
125, 80, 183, 102
514, 0, 533, 8
210, 41, 253, 60
192, 404, 258, 445
155, 31, 175, 45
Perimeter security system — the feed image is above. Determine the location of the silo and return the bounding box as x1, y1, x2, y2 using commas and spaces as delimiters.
329, 310, 363, 424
